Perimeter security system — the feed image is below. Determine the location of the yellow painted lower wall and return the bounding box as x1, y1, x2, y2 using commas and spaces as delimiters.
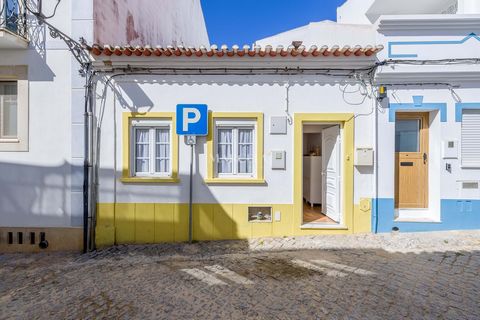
96, 200, 372, 248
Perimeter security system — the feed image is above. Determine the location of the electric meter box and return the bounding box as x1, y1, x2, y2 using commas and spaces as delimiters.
355, 148, 374, 166
271, 151, 286, 169
442, 140, 458, 159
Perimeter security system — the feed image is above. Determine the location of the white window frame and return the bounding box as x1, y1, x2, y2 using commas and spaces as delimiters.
130, 119, 172, 177
214, 120, 256, 179
0, 65, 28, 152
461, 109, 480, 168
0, 81, 17, 139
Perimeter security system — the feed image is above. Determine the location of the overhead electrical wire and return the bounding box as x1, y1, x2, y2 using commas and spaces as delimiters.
22, 0, 62, 20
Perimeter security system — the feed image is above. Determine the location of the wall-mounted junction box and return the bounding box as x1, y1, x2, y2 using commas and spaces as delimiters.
355, 148, 374, 166
271, 150, 286, 169
270, 116, 287, 134
442, 140, 458, 159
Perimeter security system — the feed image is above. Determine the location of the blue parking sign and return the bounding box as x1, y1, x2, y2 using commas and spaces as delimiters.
176, 104, 208, 136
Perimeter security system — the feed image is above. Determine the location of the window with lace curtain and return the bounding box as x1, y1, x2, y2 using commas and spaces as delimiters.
214, 120, 256, 178
205, 113, 264, 184
132, 120, 172, 177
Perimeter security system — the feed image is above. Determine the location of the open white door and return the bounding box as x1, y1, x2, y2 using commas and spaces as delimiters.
321, 125, 341, 222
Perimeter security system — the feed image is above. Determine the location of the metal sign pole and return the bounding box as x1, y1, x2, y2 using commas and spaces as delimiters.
176, 105, 207, 244
188, 142, 194, 244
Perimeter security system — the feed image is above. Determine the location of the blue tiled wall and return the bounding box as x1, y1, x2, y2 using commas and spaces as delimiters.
372, 198, 480, 233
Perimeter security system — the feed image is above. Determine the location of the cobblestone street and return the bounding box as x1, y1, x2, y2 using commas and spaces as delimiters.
1, 231, 480, 319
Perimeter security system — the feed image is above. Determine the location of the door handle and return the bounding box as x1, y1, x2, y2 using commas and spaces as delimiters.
423, 153, 427, 164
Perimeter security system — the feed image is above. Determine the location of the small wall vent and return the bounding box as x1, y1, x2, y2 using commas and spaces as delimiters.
3, 231, 41, 246
457, 180, 480, 198
462, 182, 479, 189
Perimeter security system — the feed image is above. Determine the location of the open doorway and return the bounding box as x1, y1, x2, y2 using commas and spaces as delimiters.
302, 123, 342, 225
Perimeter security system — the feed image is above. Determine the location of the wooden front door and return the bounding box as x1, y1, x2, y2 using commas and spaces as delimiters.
395, 113, 429, 208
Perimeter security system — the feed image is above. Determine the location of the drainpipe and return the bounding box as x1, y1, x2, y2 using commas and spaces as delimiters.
374, 94, 380, 233
83, 68, 94, 253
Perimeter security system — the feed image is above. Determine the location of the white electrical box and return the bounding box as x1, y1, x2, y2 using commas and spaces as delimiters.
271, 151, 286, 169
442, 140, 458, 159
270, 116, 287, 134
355, 148, 374, 166
274, 211, 281, 221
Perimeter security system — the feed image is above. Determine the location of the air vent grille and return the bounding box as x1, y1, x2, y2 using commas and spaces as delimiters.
3, 231, 40, 245
462, 182, 479, 189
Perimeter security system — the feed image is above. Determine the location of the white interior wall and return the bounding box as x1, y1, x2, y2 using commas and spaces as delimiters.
303, 133, 322, 155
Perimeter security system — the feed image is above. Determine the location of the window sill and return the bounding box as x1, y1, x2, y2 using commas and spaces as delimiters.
460, 165, 480, 169
248, 219, 272, 223
0, 138, 20, 143
121, 176, 179, 184
204, 178, 266, 185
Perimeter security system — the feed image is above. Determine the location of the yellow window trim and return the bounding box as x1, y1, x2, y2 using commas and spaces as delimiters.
206, 112, 264, 184
294, 113, 355, 232
122, 112, 179, 183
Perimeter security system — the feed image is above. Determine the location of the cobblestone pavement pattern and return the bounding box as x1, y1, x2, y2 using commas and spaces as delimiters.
1, 231, 480, 319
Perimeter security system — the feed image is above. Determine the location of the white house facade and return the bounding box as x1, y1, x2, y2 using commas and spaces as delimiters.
89, 43, 381, 246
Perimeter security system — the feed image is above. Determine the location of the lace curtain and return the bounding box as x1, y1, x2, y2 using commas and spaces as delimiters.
135, 129, 150, 172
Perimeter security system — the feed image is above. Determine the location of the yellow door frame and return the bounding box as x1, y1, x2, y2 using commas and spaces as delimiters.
294, 113, 355, 231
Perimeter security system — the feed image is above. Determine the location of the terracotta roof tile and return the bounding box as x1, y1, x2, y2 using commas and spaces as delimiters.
89, 44, 384, 58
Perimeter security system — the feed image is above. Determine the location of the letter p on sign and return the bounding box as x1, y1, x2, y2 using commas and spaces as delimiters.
176, 104, 208, 136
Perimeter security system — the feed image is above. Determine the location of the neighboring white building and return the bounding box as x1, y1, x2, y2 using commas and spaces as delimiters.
371, 3, 480, 232
0, 0, 209, 252
337, 0, 480, 24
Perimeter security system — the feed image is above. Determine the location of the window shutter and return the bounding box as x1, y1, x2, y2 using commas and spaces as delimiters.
461, 109, 480, 167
